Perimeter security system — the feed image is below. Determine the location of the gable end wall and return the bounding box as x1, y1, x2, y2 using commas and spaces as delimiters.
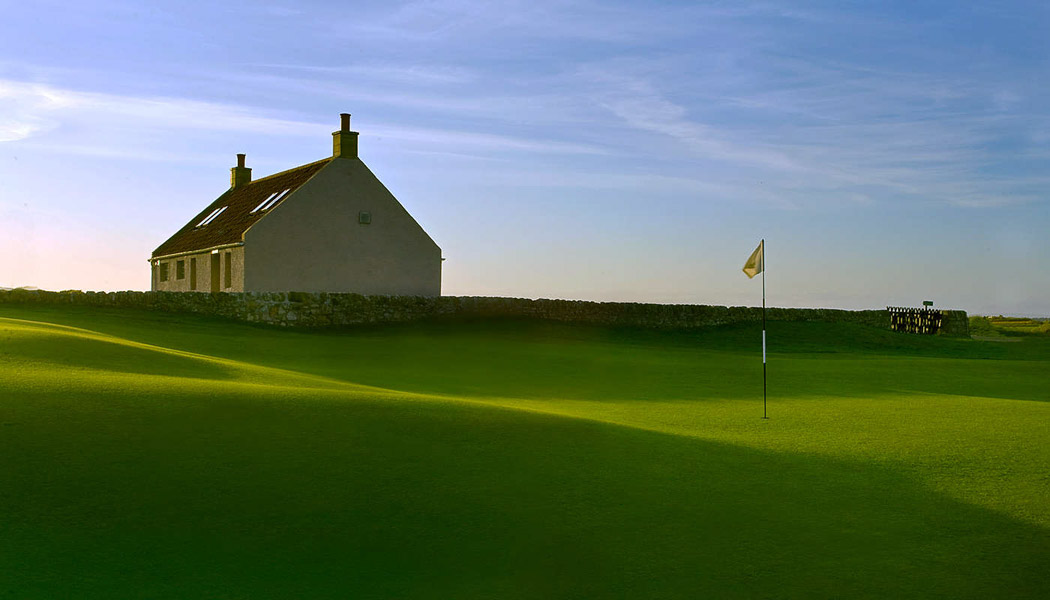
242, 158, 441, 295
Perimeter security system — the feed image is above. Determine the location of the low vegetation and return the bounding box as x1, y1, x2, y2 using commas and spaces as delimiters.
970, 315, 1050, 337
2, 305, 1048, 598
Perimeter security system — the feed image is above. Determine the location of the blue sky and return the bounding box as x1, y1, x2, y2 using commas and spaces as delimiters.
1, 1, 1048, 315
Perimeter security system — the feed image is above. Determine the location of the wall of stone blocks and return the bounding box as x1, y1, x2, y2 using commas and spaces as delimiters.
0, 289, 969, 336
938, 309, 969, 337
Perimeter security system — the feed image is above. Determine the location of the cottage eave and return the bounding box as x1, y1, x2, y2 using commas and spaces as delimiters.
149, 241, 246, 263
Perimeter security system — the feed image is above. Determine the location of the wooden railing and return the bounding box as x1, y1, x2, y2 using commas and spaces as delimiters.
888, 306, 943, 335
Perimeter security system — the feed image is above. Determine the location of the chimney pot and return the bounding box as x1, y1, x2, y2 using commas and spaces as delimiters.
332, 112, 359, 158
230, 153, 251, 188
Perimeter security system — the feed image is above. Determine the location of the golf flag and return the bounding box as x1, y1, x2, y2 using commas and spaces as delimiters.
743, 239, 768, 419
742, 240, 764, 279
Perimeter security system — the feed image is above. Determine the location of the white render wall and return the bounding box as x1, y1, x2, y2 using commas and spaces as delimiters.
242, 157, 441, 296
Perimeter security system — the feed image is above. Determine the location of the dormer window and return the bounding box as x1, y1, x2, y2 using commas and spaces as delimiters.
251, 189, 291, 213
196, 206, 227, 227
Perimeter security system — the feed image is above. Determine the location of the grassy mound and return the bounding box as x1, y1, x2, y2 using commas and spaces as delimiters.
2, 305, 1048, 598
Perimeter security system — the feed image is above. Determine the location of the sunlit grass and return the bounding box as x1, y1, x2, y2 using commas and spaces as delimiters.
972, 315, 1050, 336
2, 305, 1048, 598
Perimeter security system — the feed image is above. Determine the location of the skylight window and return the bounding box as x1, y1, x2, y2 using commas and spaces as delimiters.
251, 191, 280, 213
196, 206, 227, 227
251, 189, 291, 213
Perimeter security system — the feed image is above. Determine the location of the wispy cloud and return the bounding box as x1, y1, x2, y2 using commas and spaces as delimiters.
0, 78, 606, 162
0, 79, 320, 141
571, 49, 1050, 210
246, 62, 478, 85
0, 81, 70, 141
338, 0, 686, 45
371, 123, 606, 156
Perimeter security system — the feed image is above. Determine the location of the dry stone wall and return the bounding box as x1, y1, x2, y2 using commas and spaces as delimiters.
0, 289, 968, 336
938, 309, 969, 337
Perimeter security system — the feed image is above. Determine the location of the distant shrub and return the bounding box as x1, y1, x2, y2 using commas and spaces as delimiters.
968, 316, 1000, 337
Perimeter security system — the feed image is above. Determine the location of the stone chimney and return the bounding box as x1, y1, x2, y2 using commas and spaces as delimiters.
230, 153, 252, 188
332, 113, 359, 159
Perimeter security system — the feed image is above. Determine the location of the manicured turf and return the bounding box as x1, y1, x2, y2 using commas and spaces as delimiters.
2, 304, 1048, 598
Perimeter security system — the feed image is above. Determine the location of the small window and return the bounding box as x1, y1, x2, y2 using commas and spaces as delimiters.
159, 262, 169, 282
251, 192, 279, 213
189, 258, 197, 291
176, 260, 185, 280
358, 211, 371, 225
196, 206, 228, 227
224, 252, 232, 289
250, 191, 287, 214
251, 189, 291, 213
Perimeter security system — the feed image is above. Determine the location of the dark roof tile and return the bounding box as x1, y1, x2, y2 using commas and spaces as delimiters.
152, 158, 331, 258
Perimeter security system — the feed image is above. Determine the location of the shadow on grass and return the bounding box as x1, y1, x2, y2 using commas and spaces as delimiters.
2, 388, 1047, 599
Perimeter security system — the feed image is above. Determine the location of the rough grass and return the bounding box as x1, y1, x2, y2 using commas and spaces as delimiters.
2, 304, 1048, 599
972, 315, 1050, 336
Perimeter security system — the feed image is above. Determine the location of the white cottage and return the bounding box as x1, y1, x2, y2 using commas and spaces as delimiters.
150, 114, 441, 296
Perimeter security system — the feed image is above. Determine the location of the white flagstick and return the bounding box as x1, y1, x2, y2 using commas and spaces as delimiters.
762, 240, 767, 419
742, 239, 768, 419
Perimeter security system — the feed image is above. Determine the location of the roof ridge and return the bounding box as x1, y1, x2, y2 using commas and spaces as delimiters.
248, 157, 334, 184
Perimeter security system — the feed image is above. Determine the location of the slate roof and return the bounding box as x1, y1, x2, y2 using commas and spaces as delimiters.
152, 158, 332, 258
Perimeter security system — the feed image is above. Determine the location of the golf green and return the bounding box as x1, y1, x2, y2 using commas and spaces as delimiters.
2, 304, 1047, 598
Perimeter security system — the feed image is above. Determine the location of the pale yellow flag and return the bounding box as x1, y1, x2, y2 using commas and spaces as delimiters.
742, 240, 764, 279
